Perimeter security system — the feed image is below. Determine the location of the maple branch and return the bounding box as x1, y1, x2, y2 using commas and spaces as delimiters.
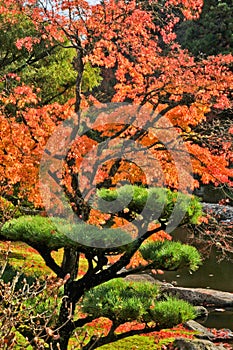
0, 50, 28, 72
73, 44, 84, 114
85, 123, 131, 143
12, 45, 58, 75
42, 80, 75, 105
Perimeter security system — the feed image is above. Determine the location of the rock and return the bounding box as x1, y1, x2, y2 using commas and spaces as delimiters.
194, 306, 208, 320
124, 273, 157, 284
202, 203, 233, 225
184, 320, 233, 342
124, 275, 233, 307
162, 285, 233, 307
171, 338, 227, 350
125, 275, 233, 307
184, 320, 215, 339
124, 274, 233, 348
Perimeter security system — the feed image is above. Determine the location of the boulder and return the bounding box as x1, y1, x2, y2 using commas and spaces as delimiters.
124, 274, 233, 349
162, 285, 233, 307
171, 338, 227, 350
184, 320, 233, 341
124, 273, 158, 284
184, 320, 216, 340
202, 203, 233, 225
194, 306, 208, 320
125, 274, 233, 307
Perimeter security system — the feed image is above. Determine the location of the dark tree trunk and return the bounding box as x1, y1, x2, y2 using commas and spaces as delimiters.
72, 45, 84, 114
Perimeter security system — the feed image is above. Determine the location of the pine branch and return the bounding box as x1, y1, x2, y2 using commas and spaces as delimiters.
82, 323, 161, 350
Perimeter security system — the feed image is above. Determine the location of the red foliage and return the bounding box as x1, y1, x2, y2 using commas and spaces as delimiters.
86, 317, 195, 344
0, 0, 232, 215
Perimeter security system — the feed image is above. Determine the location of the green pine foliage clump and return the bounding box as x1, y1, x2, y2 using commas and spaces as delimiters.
82, 279, 196, 328
140, 241, 202, 271
97, 185, 202, 224
150, 297, 197, 328
0, 215, 131, 250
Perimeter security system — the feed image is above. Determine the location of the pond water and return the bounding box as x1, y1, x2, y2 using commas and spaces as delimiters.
156, 228, 233, 331
199, 309, 233, 330
157, 250, 233, 292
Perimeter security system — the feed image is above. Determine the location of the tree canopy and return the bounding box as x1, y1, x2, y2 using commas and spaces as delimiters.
0, 0, 232, 348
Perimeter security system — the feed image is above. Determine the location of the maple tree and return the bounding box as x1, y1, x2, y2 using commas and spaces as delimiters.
0, 0, 233, 349
0, 12, 74, 105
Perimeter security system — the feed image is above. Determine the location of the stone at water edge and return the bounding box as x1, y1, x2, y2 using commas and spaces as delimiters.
202, 203, 233, 225
194, 306, 208, 320
184, 320, 233, 341
184, 320, 216, 340
125, 275, 233, 307
171, 338, 227, 350
162, 286, 233, 307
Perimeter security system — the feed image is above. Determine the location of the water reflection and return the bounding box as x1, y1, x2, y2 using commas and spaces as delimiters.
199, 310, 233, 331
156, 228, 233, 330
159, 228, 233, 292
158, 253, 233, 292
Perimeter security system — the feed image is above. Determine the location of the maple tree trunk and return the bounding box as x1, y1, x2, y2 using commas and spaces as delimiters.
73, 45, 84, 114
